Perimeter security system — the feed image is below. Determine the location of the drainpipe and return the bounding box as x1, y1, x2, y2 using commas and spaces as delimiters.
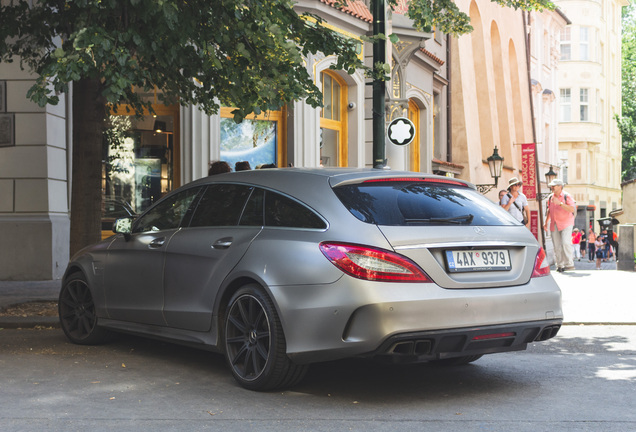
523, 11, 546, 250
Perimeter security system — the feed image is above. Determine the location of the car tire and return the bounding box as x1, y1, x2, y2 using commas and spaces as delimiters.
223, 284, 307, 391
429, 355, 483, 366
58, 272, 110, 345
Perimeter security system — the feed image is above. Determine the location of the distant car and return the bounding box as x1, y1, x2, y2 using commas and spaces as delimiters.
59, 168, 562, 391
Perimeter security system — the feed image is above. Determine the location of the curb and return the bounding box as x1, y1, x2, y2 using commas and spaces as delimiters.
0, 316, 60, 329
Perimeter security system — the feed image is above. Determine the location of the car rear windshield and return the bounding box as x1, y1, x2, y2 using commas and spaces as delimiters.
333, 179, 517, 226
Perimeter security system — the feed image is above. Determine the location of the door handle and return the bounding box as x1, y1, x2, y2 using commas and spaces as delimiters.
212, 238, 233, 249
149, 238, 166, 248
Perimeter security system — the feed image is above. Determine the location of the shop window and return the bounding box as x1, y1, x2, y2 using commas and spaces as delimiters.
320, 71, 347, 167
103, 104, 180, 238
220, 107, 286, 169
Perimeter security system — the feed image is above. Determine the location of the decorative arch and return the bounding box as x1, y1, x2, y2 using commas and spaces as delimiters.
406, 87, 432, 173
490, 22, 512, 162
469, 1, 494, 162
310, 56, 365, 168
509, 40, 526, 145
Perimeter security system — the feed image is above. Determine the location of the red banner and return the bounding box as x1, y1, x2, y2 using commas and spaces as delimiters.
521, 143, 537, 200
530, 210, 539, 240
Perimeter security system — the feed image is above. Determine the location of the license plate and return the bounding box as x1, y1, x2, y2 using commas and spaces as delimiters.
445, 249, 511, 272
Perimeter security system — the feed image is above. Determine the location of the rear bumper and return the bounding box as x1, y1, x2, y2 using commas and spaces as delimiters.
274, 276, 563, 365
371, 319, 562, 364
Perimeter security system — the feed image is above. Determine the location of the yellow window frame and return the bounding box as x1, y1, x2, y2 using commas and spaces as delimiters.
320, 70, 348, 167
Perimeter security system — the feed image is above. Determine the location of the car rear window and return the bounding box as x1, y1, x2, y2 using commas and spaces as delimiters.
333, 179, 517, 226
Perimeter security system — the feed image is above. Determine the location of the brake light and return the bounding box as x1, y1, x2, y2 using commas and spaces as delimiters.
531, 247, 550, 278
319, 242, 431, 282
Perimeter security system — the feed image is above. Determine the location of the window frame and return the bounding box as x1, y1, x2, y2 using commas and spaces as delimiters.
580, 88, 589, 122
560, 27, 571, 61
320, 70, 348, 167
560, 88, 572, 122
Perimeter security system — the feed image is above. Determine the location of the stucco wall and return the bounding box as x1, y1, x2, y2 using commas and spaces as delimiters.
0, 60, 70, 280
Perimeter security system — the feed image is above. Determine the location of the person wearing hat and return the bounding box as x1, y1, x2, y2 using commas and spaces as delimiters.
543, 178, 577, 272
571, 227, 582, 261
500, 177, 530, 228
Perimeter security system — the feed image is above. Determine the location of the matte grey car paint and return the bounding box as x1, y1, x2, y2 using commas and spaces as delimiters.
63, 168, 563, 367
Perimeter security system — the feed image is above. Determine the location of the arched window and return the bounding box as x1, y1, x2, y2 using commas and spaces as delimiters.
320, 71, 347, 167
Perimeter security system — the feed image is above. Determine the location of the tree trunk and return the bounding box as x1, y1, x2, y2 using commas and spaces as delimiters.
69, 78, 107, 257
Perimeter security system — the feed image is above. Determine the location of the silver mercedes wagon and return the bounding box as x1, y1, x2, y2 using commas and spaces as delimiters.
59, 168, 562, 390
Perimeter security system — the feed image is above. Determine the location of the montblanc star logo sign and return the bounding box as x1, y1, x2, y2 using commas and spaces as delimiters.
387, 117, 416, 146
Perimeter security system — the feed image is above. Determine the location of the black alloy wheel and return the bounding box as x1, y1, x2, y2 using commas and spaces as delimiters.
58, 272, 109, 345
224, 284, 307, 391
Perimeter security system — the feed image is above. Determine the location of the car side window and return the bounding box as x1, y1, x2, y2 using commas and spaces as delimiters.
239, 188, 264, 226
133, 188, 201, 233
189, 184, 253, 227
264, 191, 326, 229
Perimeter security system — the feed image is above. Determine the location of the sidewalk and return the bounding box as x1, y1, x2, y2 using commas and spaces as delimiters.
0, 258, 634, 328
0, 279, 61, 328
551, 257, 636, 324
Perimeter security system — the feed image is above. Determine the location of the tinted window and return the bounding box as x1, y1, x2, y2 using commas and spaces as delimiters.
239, 188, 264, 226
134, 188, 201, 233
264, 191, 326, 229
189, 184, 253, 227
334, 180, 517, 226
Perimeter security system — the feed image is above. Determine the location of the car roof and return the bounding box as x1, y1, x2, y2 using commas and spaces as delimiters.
190, 167, 475, 190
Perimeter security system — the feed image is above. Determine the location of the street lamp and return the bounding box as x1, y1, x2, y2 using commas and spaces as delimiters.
476, 147, 504, 194
538, 165, 558, 200
544, 165, 557, 186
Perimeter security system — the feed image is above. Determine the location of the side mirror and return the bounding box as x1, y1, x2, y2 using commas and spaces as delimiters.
113, 217, 134, 235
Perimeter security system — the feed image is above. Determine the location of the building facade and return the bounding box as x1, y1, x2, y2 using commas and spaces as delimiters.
555, 0, 627, 232
0, 0, 448, 280
450, 0, 549, 239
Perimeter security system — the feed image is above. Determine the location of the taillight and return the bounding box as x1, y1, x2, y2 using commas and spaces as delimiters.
531, 247, 550, 278
319, 242, 431, 282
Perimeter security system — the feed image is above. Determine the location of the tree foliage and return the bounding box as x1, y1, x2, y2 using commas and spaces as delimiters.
0, 0, 556, 254
617, 3, 636, 181
2, 0, 556, 120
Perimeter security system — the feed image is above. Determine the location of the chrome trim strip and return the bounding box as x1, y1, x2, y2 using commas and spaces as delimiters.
394, 241, 527, 250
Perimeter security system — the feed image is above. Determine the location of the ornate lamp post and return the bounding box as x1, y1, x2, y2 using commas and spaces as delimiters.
538, 165, 558, 200
476, 147, 504, 194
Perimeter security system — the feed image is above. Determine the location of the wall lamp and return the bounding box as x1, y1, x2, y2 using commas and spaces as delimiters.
476, 147, 504, 194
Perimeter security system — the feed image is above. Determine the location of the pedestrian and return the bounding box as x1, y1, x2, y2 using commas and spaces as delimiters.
543, 179, 576, 272
587, 229, 596, 262
500, 178, 529, 227
611, 230, 619, 260
594, 235, 604, 270
498, 189, 507, 205
579, 229, 587, 260
600, 229, 610, 261
235, 161, 251, 171
208, 160, 232, 175
571, 228, 582, 261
